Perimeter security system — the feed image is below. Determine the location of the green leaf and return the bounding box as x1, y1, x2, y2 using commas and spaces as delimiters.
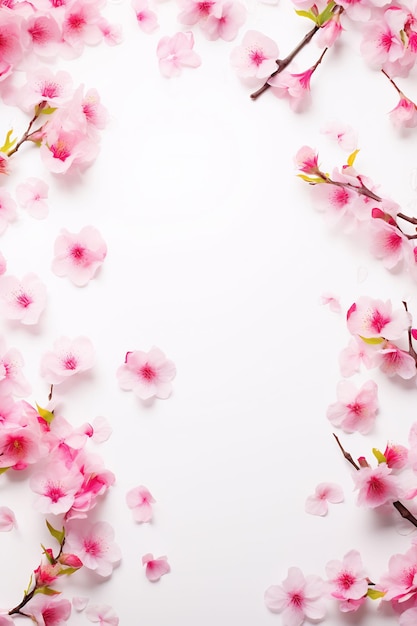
36, 403, 55, 424
317, 0, 336, 26
359, 335, 384, 345
0, 129, 17, 154
367, 588, 386, 600
372, 448, 387, 464
46, 520, 65, 546
58, 567, 79, 576
34, 586, 61, 596
40, 106, 57, 115
0, 467, 9, 475
295, 9, 319, 23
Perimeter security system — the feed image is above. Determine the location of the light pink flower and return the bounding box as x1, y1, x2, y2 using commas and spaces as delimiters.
368, 218, 409, 269
0, 339, 31, 396
373, 341, 417, 379
30, 461, 84, 515
24, 595, 71, 626
157, 31, 201, 78
177, 0, 218, 25
346, 297, 411, 341
18, 69, 73, 112
40, 336, 95, 385
132, 0, 159, 33
320, 121, 358, 152
265, 566, 326, 625
353, 463, 400, 508
294, 146, 320, 175
92, 416, 112, 443
268, 68, 313, 112
400, 608, 417, 625
338, 337, 375, 377
142, 553, 171, 581
98, 19, 123, 46
320, 292, 341, 313
40, 125, 99, 175
0, 189, 17, 234
24, 14, 61, 58
16, 177, 49, 219
126, 485, 155, 522
62, 1, 103, 50
0, 506, 16, 531
52, 226, 107, 286
200, 1, 246, 41
230, 30, 278, 79
66, 520, 121, 577
0, 273, 46, 325
117, 347, 176, 400
325, 550, 368, 611
85, 604, 119, 626
305, 482, 344, 516
327, 379, 378, 434
378, 543, 417, 602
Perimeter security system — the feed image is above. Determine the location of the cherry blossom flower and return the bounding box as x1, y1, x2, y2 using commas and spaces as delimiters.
30, 461, 84, 515
264, 566, 326, 625
389, 95, 417, 129
0, 424, 48, 470
338, 337, 375, 377
85, 604, 119, 625
61, 1, 103, 52
39, 125, 99, 175
400, 608, 417, 626
16, 177, 49, 219
40, 336, 95, 385
320, 121, 358, 152
51, 226, 107, 286
117, 346, 176, 400
126, 485, 155, 522
268, 68, 313, 112
0, 273, 47, 325
132, 0, 159, 33
142, 553, 171, 581
0, 154, 9, 175
326, 379, 378, 434
24, 13, 62, 58
157, 31, 201, 78
373, 341, 417, 379
0, 506, 16, 531
384, 442, 408, 470
65, 520, 121, 577
305, 482, 344, 516
200, 1, 247, 41
378, 542, 417, 602
325, 550, 368, 612
294, 146, 320, 175
0, 339, 31, 396
353, 463, 400, 508
346, 297, 411, 341
0, 188, 17, 234
18, 69, 73, 112
177, 0, 218, 25
24, 595, 71, 626
230, 30, 279, 79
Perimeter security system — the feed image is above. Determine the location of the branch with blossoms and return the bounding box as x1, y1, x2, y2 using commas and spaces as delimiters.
295, 143, 417, 282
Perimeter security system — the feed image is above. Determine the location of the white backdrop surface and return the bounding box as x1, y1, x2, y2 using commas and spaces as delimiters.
1, 1, 417, 624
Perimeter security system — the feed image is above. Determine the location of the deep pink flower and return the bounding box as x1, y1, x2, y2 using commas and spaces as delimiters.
24, 595, 71, 626
52, 226, 107, 286
0, 273, 47, 325
142, 553, 171, 581
346, 297, 411, 341
389, 95, 417, 129
374, 341, 417, 379
40, 336, 95, 385
157, 31, 201, 78
117, 347, 176, 400
294, 146, 320, 175
305, 482, 344, 516
265, 566, 326, 625
126, 485, 156, 522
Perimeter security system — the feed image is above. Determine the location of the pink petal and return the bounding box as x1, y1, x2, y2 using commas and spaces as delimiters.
0, 506, 16, 531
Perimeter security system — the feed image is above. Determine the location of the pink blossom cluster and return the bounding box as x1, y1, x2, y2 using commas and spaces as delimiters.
296, 144, 417, 278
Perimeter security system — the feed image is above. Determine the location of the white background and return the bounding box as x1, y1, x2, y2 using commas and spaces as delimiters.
1, 0, 417, 624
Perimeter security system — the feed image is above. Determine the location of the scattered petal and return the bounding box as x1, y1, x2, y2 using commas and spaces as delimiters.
142, 553, 170, 581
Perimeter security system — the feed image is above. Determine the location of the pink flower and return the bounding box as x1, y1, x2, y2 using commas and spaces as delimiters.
177, 0, 218, 25
142, 553, 171, 581
400, 608, 417, 626
0, 273, 47, 325
18, 69, 73, 112
24, 14, 61, 58
85, 604, 119, 626
30, 461, 84, 515
65, 520, 121, 577
373, 341, 417, 379
325, 550, 368, 611
200, 1, 246, 41
0, 338, 31, 396
0, 506, 16, 531
0, 153, 9, 175
0, 188, 17, 233
294, 145, 320, 175
320, 121, 358, 152
378, 543, 417, 602
368, 219, 409, 269
265, 566, 326, 625
353, 463, 400, 508
389, 95, 417, 129
23, 595, 71, 626
320, 292, 341, 313
230, 30, 278, 79
305, 482, 344, 516
132, 0, 159, 33
52, 226, 107, 286
326, 379, 378, 434
338, 337, 374, 377
268, 68, 313, 112
16, 177, 49, 219
40, 336, 95, 385
157, 31, 201, 78
117, 347, 176, 400
40, 125, 99, 175
126, 485, 155, 522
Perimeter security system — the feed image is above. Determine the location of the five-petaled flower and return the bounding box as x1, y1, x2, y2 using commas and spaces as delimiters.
117, 346, 176, 400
